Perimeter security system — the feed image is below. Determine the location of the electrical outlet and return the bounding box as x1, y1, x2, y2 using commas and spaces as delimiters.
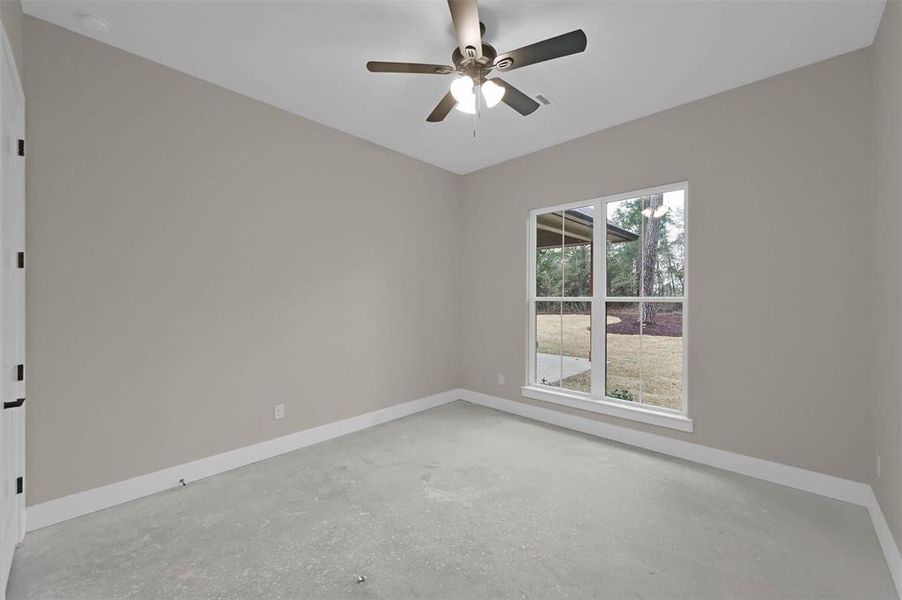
877, 454, 882, 479
273, 404, 285, 420
497, 374, 505, 386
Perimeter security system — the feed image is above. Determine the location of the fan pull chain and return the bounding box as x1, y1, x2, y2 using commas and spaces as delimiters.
473, 82, 480, 139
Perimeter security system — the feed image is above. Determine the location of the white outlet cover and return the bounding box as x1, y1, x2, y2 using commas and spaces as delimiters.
497, 375, 505, 386
273, 404, 285, 420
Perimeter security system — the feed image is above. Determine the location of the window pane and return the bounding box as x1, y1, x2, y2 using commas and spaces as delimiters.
560, 301, 591, 393
641, 190, 685, 297
605, 302, 640, 402
535, 301, 561, 387
606, 198, 641, 297
536, 212, 563, 297
562, 207, 593, 297
640, 302, 683, 409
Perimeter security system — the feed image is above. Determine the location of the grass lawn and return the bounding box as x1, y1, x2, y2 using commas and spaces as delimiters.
536, 313, 592, 359
536, 313, 682, 409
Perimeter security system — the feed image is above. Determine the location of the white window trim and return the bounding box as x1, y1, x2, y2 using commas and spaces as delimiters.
520, 385, 694, 432
524, 181, 692, 433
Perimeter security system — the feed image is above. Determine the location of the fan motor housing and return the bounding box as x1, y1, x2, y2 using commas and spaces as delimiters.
452, 43, 498, 75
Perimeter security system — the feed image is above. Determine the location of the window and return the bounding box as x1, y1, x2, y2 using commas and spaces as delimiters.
525, 182, 691, 432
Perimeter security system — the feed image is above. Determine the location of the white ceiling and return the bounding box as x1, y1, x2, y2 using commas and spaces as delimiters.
24, 0, 886, 174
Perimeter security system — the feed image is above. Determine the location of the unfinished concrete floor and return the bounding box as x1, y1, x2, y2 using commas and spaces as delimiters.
8, 401, 895, 599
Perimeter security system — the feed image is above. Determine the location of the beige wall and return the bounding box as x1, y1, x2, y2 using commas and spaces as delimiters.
23, 17, 461, 504
872, 0, 902, 547
460, 49, 875, 483
0, 0, 22, 81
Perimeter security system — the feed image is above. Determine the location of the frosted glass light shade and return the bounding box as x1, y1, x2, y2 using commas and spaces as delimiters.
481, 80, 505, 108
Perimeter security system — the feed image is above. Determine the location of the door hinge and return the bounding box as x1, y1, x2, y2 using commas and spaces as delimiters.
17, 139, 24, 157
17, 251, 23, 269
16, 363, 23, 382
16, 477, 22, 495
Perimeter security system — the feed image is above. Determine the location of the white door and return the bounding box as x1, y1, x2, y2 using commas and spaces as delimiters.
0, 25, 25, 596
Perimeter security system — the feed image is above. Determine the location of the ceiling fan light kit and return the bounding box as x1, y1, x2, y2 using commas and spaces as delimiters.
449, 76, 505, 114
365, 0, 587, 123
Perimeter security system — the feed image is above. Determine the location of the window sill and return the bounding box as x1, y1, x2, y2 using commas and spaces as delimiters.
520, 386, 694, 433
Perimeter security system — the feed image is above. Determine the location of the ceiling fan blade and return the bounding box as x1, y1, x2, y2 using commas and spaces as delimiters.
427, 91, 457, 122
447, 0, 483, 60
491, 78, 540, 116
494, 29, 587, 72
367, 61, 455, 75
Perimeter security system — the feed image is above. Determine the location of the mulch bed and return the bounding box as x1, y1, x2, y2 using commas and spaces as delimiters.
606, 307, 682, 337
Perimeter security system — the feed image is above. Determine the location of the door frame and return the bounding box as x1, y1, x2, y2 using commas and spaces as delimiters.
0, 15, 25, 596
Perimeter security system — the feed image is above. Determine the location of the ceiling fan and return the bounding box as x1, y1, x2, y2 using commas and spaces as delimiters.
366, 0, 587, 122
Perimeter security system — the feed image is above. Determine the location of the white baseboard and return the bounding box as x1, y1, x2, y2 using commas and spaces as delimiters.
26, 389, 460, 532
865, 487, 902, 596
458, 389, 900, 598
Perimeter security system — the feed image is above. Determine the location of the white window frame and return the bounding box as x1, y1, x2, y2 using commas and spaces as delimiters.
523, 181, 692, 432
